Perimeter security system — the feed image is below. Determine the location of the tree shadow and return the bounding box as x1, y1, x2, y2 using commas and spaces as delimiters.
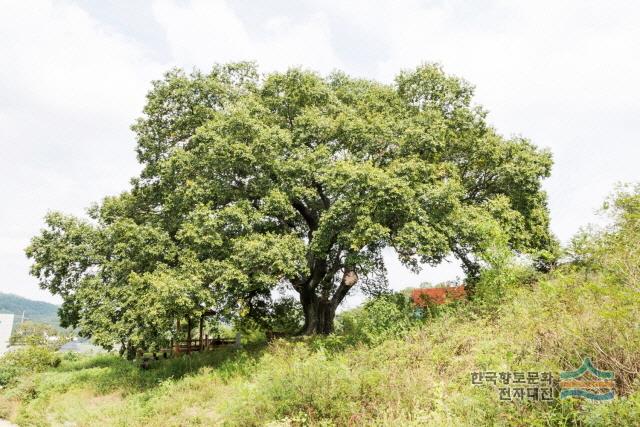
54, 342, 267, 394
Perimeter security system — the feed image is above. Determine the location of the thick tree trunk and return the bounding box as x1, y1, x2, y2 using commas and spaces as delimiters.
300, 294, 337, 335
298, 269, 357, 335
125, 340, 136, 360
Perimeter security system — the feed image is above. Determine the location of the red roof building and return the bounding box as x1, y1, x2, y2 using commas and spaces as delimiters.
411, 286, 466, 306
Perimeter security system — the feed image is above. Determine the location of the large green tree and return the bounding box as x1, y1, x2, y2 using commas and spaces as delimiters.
27, 63, 555, 341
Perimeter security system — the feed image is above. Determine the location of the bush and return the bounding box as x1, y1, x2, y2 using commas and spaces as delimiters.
237, 296, 304, 339
0, 346, 61, 387
266, 296, 304, 335
337, 293, 417, 345
473, 245, 539, 311
61, 351, 80, 362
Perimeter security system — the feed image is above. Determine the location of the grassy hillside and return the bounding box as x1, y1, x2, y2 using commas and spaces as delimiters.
1, 188, 639, 426
1, 263, 639, 426
0, 293, 59, 329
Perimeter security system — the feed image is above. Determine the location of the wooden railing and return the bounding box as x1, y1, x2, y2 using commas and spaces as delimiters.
173, 336, 235, 354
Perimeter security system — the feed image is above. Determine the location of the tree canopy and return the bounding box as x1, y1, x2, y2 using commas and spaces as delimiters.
26, 62, 556, 346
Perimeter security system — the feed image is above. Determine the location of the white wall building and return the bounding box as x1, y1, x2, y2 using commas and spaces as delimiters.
0, 313, 15, 356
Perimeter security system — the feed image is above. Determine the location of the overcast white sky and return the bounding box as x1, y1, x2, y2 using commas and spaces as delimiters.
1, 0, 639, 304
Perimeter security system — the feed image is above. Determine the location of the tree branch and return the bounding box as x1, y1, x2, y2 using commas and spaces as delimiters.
453, 246, 481, 282
291, 199, 318, 231
330, 269, 358, 308
312, 180, 331, 209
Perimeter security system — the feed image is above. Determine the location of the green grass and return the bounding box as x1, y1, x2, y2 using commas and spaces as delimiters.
2, 264, 640, 426
1, 345, 264, 426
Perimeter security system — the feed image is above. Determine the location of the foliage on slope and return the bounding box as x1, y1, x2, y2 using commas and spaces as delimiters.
2, 187, 640, 426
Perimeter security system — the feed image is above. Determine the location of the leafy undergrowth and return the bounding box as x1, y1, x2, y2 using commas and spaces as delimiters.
2, 264, 640, 426
6, 182, 640, 426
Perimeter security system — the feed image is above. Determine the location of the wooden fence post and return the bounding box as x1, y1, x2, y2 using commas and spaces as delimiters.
174, 318, 181, 355
187, 317, 192, 355
199, 316, 204, 351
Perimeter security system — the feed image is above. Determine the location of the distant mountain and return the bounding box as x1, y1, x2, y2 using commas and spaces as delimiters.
0, 292, 60, 328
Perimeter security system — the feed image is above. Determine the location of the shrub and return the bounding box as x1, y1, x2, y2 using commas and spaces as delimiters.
337, 293, 417, 345
237, 296, 304, 340
266, 296, 304, 335
0, 346, 61, 387
61, 351, 80, 362
473, 245, 539, 311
